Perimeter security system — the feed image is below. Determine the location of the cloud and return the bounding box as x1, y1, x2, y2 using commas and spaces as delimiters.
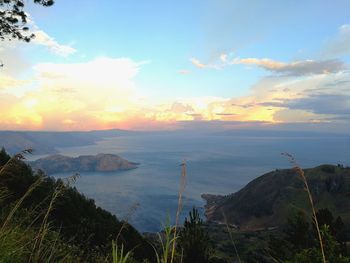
0, 57, 145, 130
219, 53, 227, 62
323, 24, 350, 57
178, 69, 191, 75
2, 43, 350, 131
273, 109, 320, 123
215, 113, 236, 116
191, 49, 347, 76
224, 69, 350, 124
231, 58, 347, 76
185, 113, 203, 121
14, 14, 77, 57
257, 101, 286, 108
190, 58, 219, 69
282, 94, 350, 115
1, 57, 238, 130
231, 103, 255, 108
0, 76, 30, 90
169, 102, 194, 113
0, 42, 31, 76
32, 30, 77, 57
256, 93, 350, 117
325, 79, 350, 87
0, 43, 35, 94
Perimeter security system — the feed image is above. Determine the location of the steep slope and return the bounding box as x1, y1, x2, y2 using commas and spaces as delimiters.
0, 148, 153, 261
30, 153, 139, 174
203, 165, 350, 231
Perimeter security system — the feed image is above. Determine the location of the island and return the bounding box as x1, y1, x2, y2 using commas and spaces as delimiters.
30, 153, 139, 174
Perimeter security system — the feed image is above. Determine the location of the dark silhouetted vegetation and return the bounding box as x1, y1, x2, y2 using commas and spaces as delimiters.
0, 0, 53, 42
178, 207, 211, 263
0, 147, 154, 262
268, 209, 349, 263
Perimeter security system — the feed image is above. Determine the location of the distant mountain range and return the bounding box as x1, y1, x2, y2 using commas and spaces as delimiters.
202, 164, 350, 233
30, 153, 139, 174
2, 128, 349, 155
0, 129, 136, 154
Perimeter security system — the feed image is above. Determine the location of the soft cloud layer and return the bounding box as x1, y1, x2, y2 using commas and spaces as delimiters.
232, 58, 346, 76
32, 30, 76, 57
1, 20, 350, 131
277, 94, 350, 115
1, 57, 350, 130
191, 53, 347, 76
0, 57, 143, 130
0, 56, 234, 130
323, 24, 350, 58
232, 71, 350, 123
191, 23, 350, 77
0, 76, 30, 90
190, 58, 220, 69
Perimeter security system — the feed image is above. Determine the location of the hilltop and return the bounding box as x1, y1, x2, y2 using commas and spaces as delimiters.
202, 164, 350, 233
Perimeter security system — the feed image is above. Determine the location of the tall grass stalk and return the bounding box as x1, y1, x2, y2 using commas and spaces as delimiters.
115, 202, 140, 243
0, 149, 39, 232
0, 151, 79, 262
0, 177, 43, 232
156, 219, 178, 263
221, 210, 242, 263
170, 160, 187, 263
282, 153, 326, 263
0, 149, 33, 176
107, 202, 140, 263
111, 240, 132, 263
30, 182, 65, 262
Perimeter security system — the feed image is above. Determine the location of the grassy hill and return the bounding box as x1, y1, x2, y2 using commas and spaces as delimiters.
203, 164, 350, 233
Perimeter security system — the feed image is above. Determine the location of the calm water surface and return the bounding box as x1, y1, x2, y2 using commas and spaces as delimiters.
33, 132, 350, 232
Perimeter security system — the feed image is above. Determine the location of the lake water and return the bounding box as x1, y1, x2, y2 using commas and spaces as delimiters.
34, 131, 350, 232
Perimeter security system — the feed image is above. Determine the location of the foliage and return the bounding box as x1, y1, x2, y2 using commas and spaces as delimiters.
284, 210, 313, 250
178, 207, 211, 263
268, 208, 349, 263
0, 0, 54, 42
286, 225, 350, 263
0, 148, 154, 262
0, 149, 79, 262
111, 241, 134, 263
316, 208, 345, 243
153, 218, 177, 263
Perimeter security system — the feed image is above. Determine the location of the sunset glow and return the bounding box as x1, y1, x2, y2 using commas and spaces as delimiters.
1, 1, 350, 131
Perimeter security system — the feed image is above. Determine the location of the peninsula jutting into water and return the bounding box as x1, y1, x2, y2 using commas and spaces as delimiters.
30, 153, 139, 174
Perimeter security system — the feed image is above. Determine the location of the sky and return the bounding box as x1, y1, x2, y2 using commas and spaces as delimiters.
1, 0, 350, 131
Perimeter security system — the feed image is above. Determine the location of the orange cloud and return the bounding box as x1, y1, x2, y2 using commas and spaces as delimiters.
1, 55, 349, 131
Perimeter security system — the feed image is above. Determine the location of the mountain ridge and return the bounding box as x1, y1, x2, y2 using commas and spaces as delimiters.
0, 129, 135, 154
202, 164, 350, 233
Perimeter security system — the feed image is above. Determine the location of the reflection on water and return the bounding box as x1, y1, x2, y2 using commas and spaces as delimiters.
40, 132, 350, 232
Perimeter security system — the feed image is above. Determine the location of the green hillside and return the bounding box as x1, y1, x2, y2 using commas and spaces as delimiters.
203, 164, 350, 233
0, 148, 154, 262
